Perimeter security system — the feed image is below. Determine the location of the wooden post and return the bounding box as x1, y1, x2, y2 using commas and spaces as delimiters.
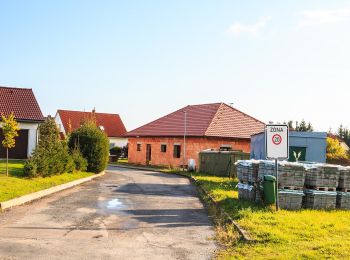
6, 148, 9, 177
275, 159, 279, 211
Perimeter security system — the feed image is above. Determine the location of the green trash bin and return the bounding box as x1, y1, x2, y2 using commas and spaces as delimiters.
263, 175, 276, 204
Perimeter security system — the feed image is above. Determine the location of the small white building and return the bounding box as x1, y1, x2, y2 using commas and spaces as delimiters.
0, 86, 44, 159
55, 109, 127, 148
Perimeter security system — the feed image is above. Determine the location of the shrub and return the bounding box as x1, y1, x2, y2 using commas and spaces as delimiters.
110, 146, 122, 160
326, 137, 350, 166
68, 120, 109, 173
121, 144, 128, 158
71, 147, 88, 172
24, 117, 75, 177
23, 160, 37, 177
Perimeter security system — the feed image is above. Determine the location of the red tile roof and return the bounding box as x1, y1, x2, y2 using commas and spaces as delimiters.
57, 110, 127, 137
127, 103, 265, 139
0, 86, 44, 122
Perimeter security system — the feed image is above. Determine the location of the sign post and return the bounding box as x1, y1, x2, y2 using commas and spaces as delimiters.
265, 124, 289, 211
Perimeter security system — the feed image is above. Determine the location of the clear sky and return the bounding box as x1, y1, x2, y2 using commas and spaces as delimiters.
1, 1, 349, 132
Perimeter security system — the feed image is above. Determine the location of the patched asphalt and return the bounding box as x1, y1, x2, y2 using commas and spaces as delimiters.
0, 166, 217, 260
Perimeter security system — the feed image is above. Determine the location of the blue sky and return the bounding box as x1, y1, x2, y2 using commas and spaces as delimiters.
1, 1, 349, 131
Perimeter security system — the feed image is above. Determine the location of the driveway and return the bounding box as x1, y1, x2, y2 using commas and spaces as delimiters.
0, 166, 217, 260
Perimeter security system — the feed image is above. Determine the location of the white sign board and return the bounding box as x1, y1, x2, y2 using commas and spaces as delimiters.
265, 124, 289, 160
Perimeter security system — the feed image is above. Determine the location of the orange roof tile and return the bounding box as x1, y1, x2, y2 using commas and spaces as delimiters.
57, 110, 127, 137
127, 103, 265, 139
0, 86, 44, 122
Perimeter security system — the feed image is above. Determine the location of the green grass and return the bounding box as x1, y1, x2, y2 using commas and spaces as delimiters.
0, 159, 94, 202
188, 172, 350, 260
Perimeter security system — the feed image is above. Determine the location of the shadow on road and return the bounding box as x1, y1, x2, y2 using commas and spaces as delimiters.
116, 183, 196, 198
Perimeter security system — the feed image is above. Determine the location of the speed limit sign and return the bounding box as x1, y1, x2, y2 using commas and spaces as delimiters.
265, 124, 289, 160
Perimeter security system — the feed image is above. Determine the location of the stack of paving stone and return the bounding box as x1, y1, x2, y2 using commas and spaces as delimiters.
278, 189, 304, 210
258, 161, 276, 180
303, 189, 337, 209
236, 161, 260, 202
338, 167, 350, 192
278, 163, 305, 189
305, 165, 339, 190
237, 162, 250, 183
237, 183, 256, 201
336, 192, 350, 209
248, 161, 260, 183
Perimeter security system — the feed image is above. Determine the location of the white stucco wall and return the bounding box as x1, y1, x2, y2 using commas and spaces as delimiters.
109, 137, 128, 148
54, 113, 65, 135
17, 122, 40, 157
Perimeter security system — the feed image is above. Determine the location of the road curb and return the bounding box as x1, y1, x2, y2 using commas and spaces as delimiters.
109, 164, 165, 172
170, 172, 254, 242
0, 171, 105, 210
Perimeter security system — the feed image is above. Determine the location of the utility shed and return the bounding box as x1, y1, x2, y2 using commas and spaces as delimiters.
251, 131, 327, 163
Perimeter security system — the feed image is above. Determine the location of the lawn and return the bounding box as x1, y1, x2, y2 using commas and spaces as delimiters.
0, 159, 94, 202
189, 173, 350, 259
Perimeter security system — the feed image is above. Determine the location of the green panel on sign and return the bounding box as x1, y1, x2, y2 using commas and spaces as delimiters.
289, 146, 306, 162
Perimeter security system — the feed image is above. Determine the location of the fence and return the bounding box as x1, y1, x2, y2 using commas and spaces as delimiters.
199, 150, 250, 177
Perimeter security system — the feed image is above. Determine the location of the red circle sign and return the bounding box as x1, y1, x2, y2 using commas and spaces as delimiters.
272, 134, 282, 145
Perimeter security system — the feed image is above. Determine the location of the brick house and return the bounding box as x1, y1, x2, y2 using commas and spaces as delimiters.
0, 86, 45, 159
55, 109, 127, 148
126, 103, 265, 168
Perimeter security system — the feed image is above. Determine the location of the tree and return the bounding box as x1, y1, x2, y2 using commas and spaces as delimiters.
1, 113, 19, 176
68, 119, 109, 173
286, 120, 314, 132
326, 137, 348, 162
337, 125, 350, 147
24, 117, 79, 177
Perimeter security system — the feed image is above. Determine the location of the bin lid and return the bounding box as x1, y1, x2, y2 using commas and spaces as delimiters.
264, 175, 276, 181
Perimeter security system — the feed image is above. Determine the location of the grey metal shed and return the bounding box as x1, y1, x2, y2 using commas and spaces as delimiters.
251, 131, 327, 163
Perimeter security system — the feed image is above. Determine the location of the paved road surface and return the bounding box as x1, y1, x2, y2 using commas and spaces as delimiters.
0, 167, 217, 260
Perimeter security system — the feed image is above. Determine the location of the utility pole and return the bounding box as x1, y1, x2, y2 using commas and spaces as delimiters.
183, 111, 187, 172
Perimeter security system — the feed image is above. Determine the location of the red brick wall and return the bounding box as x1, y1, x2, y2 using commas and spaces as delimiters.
127, 137, 250, 168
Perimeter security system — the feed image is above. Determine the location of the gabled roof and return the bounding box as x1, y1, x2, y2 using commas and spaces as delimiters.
0, 86, 44, 122
57, 110, 127, 138
127, 103, 265, 139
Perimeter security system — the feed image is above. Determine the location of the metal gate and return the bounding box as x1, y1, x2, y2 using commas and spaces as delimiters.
0, 129, 29, 159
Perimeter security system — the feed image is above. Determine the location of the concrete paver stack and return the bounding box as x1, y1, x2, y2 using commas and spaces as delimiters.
236, 160, 350, 210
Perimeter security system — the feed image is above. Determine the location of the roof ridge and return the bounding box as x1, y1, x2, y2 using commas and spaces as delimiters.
186, 102, 223, 107
127, 105, 189, 135
0, 85, 32, 90
127, 103, 223, 137
58, 109, 120, 116
204, 103, 225, 135
221, 103, 265, 125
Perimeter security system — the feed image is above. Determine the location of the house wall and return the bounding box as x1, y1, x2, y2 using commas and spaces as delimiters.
0, 122, 40, 158
54, 114, 65, 135
109, 137, 128, 148
18, 122, 40, 158
128, 137, 250, 167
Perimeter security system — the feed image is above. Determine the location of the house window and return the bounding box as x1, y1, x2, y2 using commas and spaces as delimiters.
161, 144, 167, 153
220, 145, 232, 151
173, 145, 181, 158
137, 143, 141, 151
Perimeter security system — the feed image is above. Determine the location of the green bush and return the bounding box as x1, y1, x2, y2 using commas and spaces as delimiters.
24, 117, 79, 178
23, 159, 37, 177
68, 120, 109, 173
110, 146, 122, 160
71, 147, 88, 171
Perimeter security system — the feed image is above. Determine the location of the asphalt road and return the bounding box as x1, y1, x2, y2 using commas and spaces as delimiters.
0, 166, 217, 260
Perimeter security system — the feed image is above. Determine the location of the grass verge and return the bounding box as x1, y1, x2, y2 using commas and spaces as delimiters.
187, 172, 350, 259
0, 159, 94, 202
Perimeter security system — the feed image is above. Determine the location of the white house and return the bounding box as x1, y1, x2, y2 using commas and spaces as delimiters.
55, 109, 128, 148
0, 86, 45, 159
